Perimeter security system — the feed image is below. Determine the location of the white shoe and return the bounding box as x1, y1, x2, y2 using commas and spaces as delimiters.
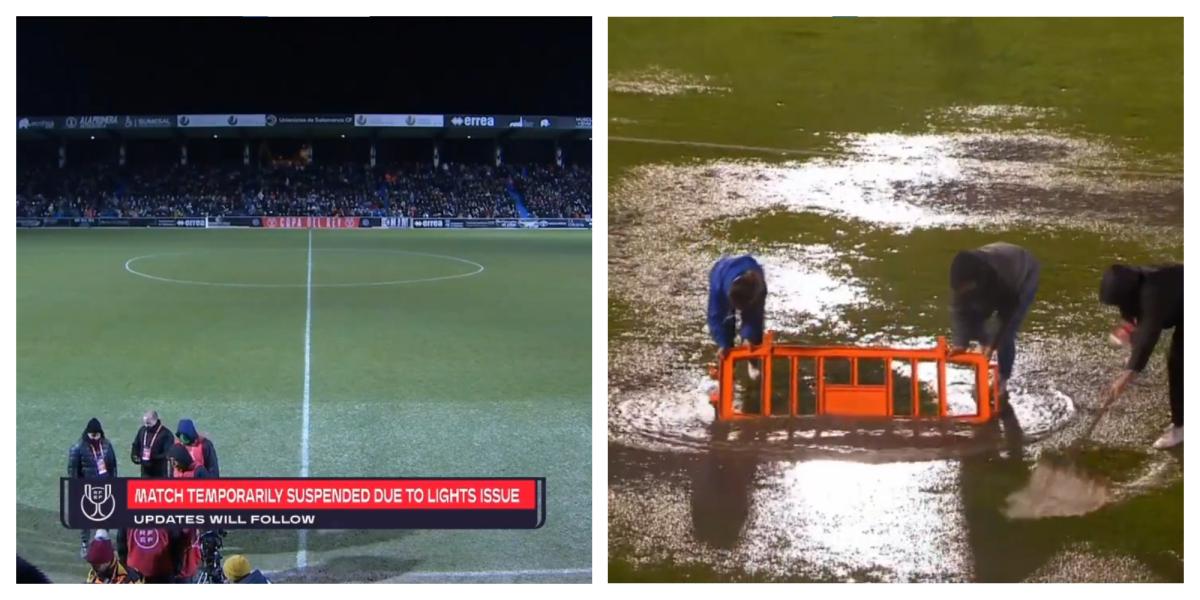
746, 361, 761, 381
1152, 426, 1183, 449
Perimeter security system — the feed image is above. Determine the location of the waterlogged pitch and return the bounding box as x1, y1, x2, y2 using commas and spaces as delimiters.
609, 17, 1181, 582
17, 228, 591, 583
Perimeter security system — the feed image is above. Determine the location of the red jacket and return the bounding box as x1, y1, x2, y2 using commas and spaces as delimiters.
125, 528, 174, 579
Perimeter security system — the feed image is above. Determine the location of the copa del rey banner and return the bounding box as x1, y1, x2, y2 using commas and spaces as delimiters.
63, 478, 545, 529
262, 216, 362, 229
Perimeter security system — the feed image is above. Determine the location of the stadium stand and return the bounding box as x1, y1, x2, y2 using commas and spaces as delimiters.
17, 161, 591, 219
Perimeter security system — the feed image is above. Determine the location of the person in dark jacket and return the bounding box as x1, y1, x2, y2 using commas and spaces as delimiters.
170, 418, 219, 478
168, 443, 212, 479
223, 554, 271, 583
16, 555, 52, 583
708, 255, 767, 365
131, 410, 174, 478
948, 243, 1040, 414
1099, 263, 1183, 449
69, 418, 118, 556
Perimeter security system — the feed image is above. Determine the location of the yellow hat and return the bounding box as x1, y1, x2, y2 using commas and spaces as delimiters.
223, 554, 252, 581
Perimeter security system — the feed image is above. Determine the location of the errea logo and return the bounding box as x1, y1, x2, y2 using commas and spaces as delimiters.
461, 116, 495, 127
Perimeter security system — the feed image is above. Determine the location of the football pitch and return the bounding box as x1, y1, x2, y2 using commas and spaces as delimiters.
16, 227, 592, 583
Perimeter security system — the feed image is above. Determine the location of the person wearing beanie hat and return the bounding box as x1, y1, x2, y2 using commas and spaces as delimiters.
948, 242, 1040, 417
170, 418, 219, 478
222, 554, 270, 583
68, 417, 118, 556
84, 537, 142, 583
1098, 263, 1183, 449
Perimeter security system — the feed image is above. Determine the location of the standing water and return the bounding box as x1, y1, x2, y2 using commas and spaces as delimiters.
608, 17, 1182, 582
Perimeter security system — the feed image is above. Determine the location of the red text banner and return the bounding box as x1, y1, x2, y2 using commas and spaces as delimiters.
126, 478, 537, 510
62, 477, 545, 529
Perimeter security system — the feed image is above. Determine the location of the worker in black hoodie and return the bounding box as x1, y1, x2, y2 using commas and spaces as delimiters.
68, 418, 118, 557
1099, 263, 1183, 449
948, 242, 1041, 415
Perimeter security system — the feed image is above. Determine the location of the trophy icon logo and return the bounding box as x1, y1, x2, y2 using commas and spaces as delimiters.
81, 483, 116, 522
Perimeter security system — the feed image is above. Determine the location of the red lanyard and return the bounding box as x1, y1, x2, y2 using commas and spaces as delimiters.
89, 443, 104, 465
143, 424, 162, 451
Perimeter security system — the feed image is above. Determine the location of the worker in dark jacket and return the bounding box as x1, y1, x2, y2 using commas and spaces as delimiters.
68, 418, 118, 556
170, 419, 219, 478
168, 443, 212, 479
1099, 263, 1183, 449
131, 410, 174, 478
948, 243, 1040, 413
708, 255, 767, 362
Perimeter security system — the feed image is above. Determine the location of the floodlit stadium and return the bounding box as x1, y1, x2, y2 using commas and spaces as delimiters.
16, 17, 592, 584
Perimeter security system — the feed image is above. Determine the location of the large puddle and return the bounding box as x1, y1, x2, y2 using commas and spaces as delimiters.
609, 118, 1183, 581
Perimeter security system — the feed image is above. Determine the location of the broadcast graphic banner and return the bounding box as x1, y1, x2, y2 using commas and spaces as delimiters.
62, 478, 545, 529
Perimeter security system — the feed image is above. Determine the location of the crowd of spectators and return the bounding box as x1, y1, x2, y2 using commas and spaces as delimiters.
16, 161, 591, 219
510, 163, 591, 219
377, 162, 516, 219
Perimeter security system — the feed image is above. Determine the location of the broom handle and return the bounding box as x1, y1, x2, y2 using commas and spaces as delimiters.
1077, 389, 1120, 445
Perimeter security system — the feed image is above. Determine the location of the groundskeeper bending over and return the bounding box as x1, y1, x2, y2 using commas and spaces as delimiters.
948, 242, 1040, 416
1099, 263, 1183, 449
708, 255, 767, 368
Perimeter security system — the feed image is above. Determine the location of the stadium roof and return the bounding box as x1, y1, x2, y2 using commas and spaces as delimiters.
18, 18, 590, 117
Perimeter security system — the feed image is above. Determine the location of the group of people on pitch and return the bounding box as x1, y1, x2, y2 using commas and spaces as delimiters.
707, 243, 1183, 450
62, 411, 269, 583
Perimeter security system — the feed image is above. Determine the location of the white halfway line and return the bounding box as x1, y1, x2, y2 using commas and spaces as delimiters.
297, 228, 313, 569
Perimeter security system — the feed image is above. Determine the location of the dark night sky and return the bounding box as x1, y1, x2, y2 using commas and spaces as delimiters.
17, 17, 591, 116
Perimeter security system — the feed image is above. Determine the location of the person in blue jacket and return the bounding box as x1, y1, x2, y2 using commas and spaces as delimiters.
708, 255, 767, 364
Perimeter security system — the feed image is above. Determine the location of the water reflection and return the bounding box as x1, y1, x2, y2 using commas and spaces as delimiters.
683, 416, 1016, 580
609, 65, 733, 96
690, 422, 759, 550
959, 414, 1048, 582
760, 249, 867, 337
610, 119, 1181, 581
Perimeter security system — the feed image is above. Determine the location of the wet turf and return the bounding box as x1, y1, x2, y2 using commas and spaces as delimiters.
609, 17, 1182, 582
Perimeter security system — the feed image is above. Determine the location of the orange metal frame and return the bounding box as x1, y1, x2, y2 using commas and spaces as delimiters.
710, 332, 999, 423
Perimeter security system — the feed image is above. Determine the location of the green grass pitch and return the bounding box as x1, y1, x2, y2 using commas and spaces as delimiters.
16, 228, 591, 583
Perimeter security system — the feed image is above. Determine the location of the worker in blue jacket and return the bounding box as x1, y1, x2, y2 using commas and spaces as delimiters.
707, 255, 767, 366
